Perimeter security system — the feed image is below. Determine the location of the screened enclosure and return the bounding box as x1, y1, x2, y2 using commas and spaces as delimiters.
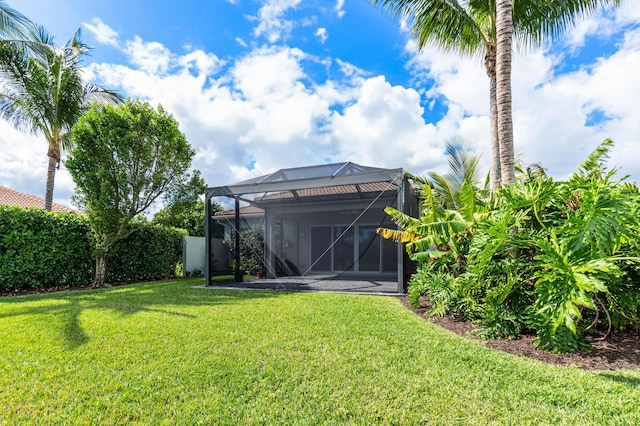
204, 162, 416, 293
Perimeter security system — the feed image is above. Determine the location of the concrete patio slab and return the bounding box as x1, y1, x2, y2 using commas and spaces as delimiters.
197, 274, 402, 295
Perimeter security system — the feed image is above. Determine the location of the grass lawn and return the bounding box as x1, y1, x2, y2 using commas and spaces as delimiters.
0, 278, 638, 425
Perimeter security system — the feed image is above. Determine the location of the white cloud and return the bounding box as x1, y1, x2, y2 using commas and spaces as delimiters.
0, 121, 76, 205
405, 16, 640, 182
85, 34, 452, 192
3, 9, 640, 208
315, 27, 328, 44
83, 17, 119, 47
329, 76, 445, 172
335, 0, 345, 18
563, 3, 639, 51
178, 50, 224, 76
123, 36, 173, 75
253, 0, 302, 43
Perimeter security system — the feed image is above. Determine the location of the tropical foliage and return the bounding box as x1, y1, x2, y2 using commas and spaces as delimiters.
0, 7, 121, 210
380, 139, 640, 353
0, 1, 30, 41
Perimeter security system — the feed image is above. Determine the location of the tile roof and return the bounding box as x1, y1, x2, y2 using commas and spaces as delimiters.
0, 185, 84, 215
214, 182, 397, 216
256, 182, 397, 201
216, 205, 264, 216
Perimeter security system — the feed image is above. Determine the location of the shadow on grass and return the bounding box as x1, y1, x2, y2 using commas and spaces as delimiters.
599, 373, 640, 387
0, 278, 284, 349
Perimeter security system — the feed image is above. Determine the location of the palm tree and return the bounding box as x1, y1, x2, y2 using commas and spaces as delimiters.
426, 136, 482, 210
495, 0, 514, 184
369, 0, 623, 188
0, 23, 121, 211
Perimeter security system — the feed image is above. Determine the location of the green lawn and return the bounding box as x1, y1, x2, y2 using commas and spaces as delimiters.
0, 278, 638, 425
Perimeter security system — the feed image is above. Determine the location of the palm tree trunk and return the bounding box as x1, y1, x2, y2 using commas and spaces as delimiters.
495, 0, 515, 185
485, 43, 501, 189
44, 145, 59, 211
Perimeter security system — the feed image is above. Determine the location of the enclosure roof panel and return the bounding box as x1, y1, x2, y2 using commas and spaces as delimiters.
206, 162, 403, 197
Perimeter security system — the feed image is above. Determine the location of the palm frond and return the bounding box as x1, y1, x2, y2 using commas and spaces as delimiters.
369, 0, 487, 57
513, 0, 623, 50
0, 1, 31, 39
569, 138, 614, 183
429, 171, 458, 208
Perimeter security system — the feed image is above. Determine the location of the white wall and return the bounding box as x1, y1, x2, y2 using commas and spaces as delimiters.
183, 236, 229, 276
183, 236, 205, 276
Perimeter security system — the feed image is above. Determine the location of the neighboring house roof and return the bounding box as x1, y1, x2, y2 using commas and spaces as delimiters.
0, 185, 84, 215
215, 205, 264, 217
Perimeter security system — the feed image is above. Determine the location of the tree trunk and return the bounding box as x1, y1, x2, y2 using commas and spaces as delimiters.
44, 144, 60, 211
485, 42, 501, 189
495, 0, 516, 185
95, 253, 107, 286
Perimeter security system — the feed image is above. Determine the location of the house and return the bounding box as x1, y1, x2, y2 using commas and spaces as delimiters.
205, 162, 417, 293
0, 185, 84, 215
214, 205, 264, 240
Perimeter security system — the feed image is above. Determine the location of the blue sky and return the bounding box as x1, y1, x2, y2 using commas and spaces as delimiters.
2, 0, 640, 208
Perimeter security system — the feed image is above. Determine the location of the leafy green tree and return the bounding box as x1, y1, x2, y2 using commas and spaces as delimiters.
0, 14, 121, 211
152, 170, 224, 237
66, 99, 194, 286
368, 0, 623, 188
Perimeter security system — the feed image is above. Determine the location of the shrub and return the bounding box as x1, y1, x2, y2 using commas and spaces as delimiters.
0, 207, 93, 290
384, 140, 640, 353
223, 226, 265, 274
106, 224, 187, 283
0, 207, 188, 290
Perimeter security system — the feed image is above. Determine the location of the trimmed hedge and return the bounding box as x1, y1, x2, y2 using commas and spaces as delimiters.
0, 206, 93, 289
0, 207, 187, 291
107, 224, 187, 283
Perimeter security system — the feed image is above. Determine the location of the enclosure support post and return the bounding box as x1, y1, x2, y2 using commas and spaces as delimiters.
396, 173, 405, 294
234, 196, 243, 282
205, 193, 212, 287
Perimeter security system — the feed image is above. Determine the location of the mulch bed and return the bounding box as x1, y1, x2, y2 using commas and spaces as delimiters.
399, 296, 640, 371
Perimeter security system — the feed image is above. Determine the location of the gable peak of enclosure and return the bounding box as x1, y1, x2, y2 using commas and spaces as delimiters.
204, 162, 418, 294
206, 162, 405, 197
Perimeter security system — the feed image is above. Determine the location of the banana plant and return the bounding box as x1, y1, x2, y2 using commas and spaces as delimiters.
378, 178, 480, 265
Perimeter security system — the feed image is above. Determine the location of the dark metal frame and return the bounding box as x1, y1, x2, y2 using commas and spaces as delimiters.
204, 163, 408, 293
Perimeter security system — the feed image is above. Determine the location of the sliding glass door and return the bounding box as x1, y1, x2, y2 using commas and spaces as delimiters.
310, 225, 396, 274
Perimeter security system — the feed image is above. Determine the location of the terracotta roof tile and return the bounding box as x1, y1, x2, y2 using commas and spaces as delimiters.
214, 182, 396, 216
0, 185, 84, 215
216, 205, 264, 216
258, 181, 397, 200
